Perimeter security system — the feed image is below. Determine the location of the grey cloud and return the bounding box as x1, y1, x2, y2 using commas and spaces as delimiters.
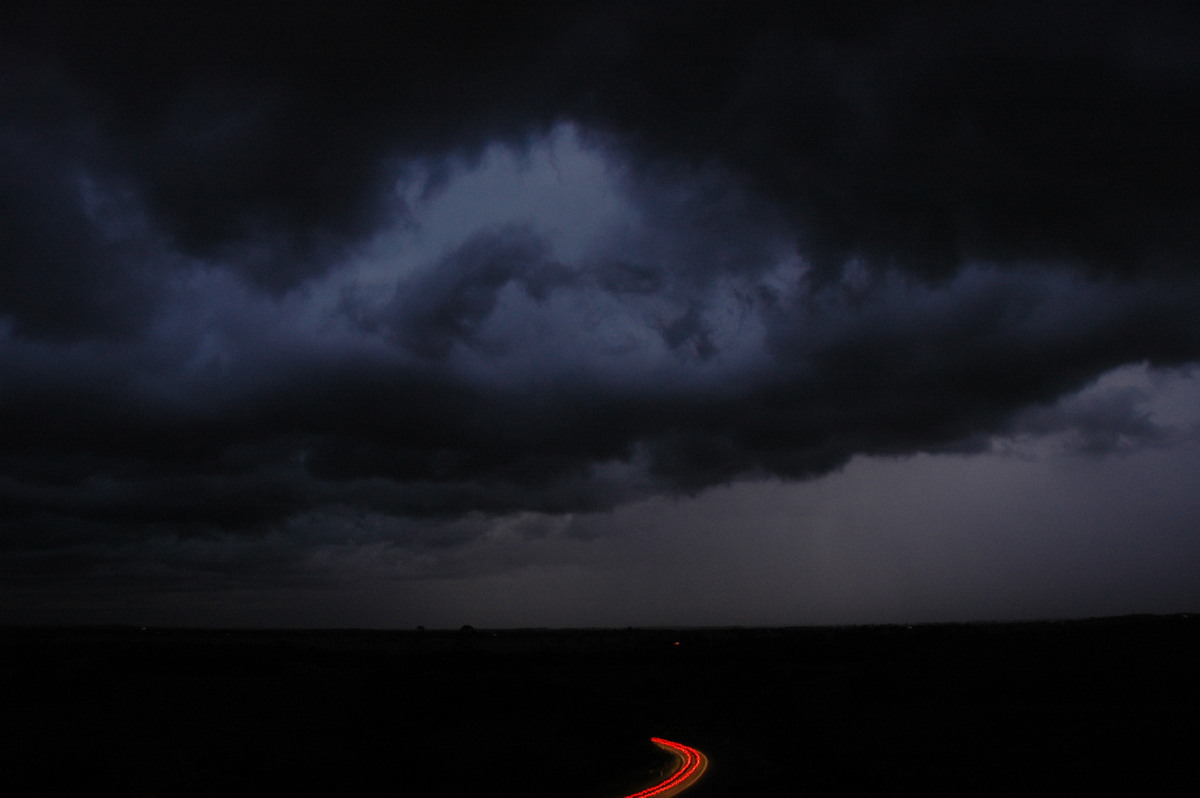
591, 261, 664, 296
381, 226, 572, 360
657, 303, 717, 361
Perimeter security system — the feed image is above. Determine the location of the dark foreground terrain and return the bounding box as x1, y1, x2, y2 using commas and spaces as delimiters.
3, 615, 1197, 796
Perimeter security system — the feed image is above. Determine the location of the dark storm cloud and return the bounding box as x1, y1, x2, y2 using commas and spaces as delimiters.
7, 1, 1198, 298
3, 0, 1200, 570
1, 0, 578, 318
564, 0, 1200, 282
0, 108, 162, 339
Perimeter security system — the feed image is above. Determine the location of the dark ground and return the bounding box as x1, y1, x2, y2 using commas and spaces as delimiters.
2, 615, 1197, 796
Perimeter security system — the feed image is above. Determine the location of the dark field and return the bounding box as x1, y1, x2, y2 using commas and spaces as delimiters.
3, 615, 1197, 796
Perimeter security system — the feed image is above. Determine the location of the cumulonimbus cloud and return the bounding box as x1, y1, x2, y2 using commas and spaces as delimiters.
2, 0, 1199, 554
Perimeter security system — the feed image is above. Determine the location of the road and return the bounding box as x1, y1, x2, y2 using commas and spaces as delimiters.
622, 738, 708, 798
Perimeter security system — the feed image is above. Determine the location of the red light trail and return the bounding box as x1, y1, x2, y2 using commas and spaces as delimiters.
622, 738, 708, 798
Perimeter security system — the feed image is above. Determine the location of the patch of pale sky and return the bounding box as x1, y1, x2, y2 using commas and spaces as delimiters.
996, 363, 1200, 459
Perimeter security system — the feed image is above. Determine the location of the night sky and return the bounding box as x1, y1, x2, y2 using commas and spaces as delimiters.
3, 1, 1199, 628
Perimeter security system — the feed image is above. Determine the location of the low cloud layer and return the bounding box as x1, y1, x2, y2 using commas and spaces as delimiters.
3, 2, 1199, 622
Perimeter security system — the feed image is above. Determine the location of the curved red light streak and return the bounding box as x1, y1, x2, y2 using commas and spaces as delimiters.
622, 738, 708, 798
